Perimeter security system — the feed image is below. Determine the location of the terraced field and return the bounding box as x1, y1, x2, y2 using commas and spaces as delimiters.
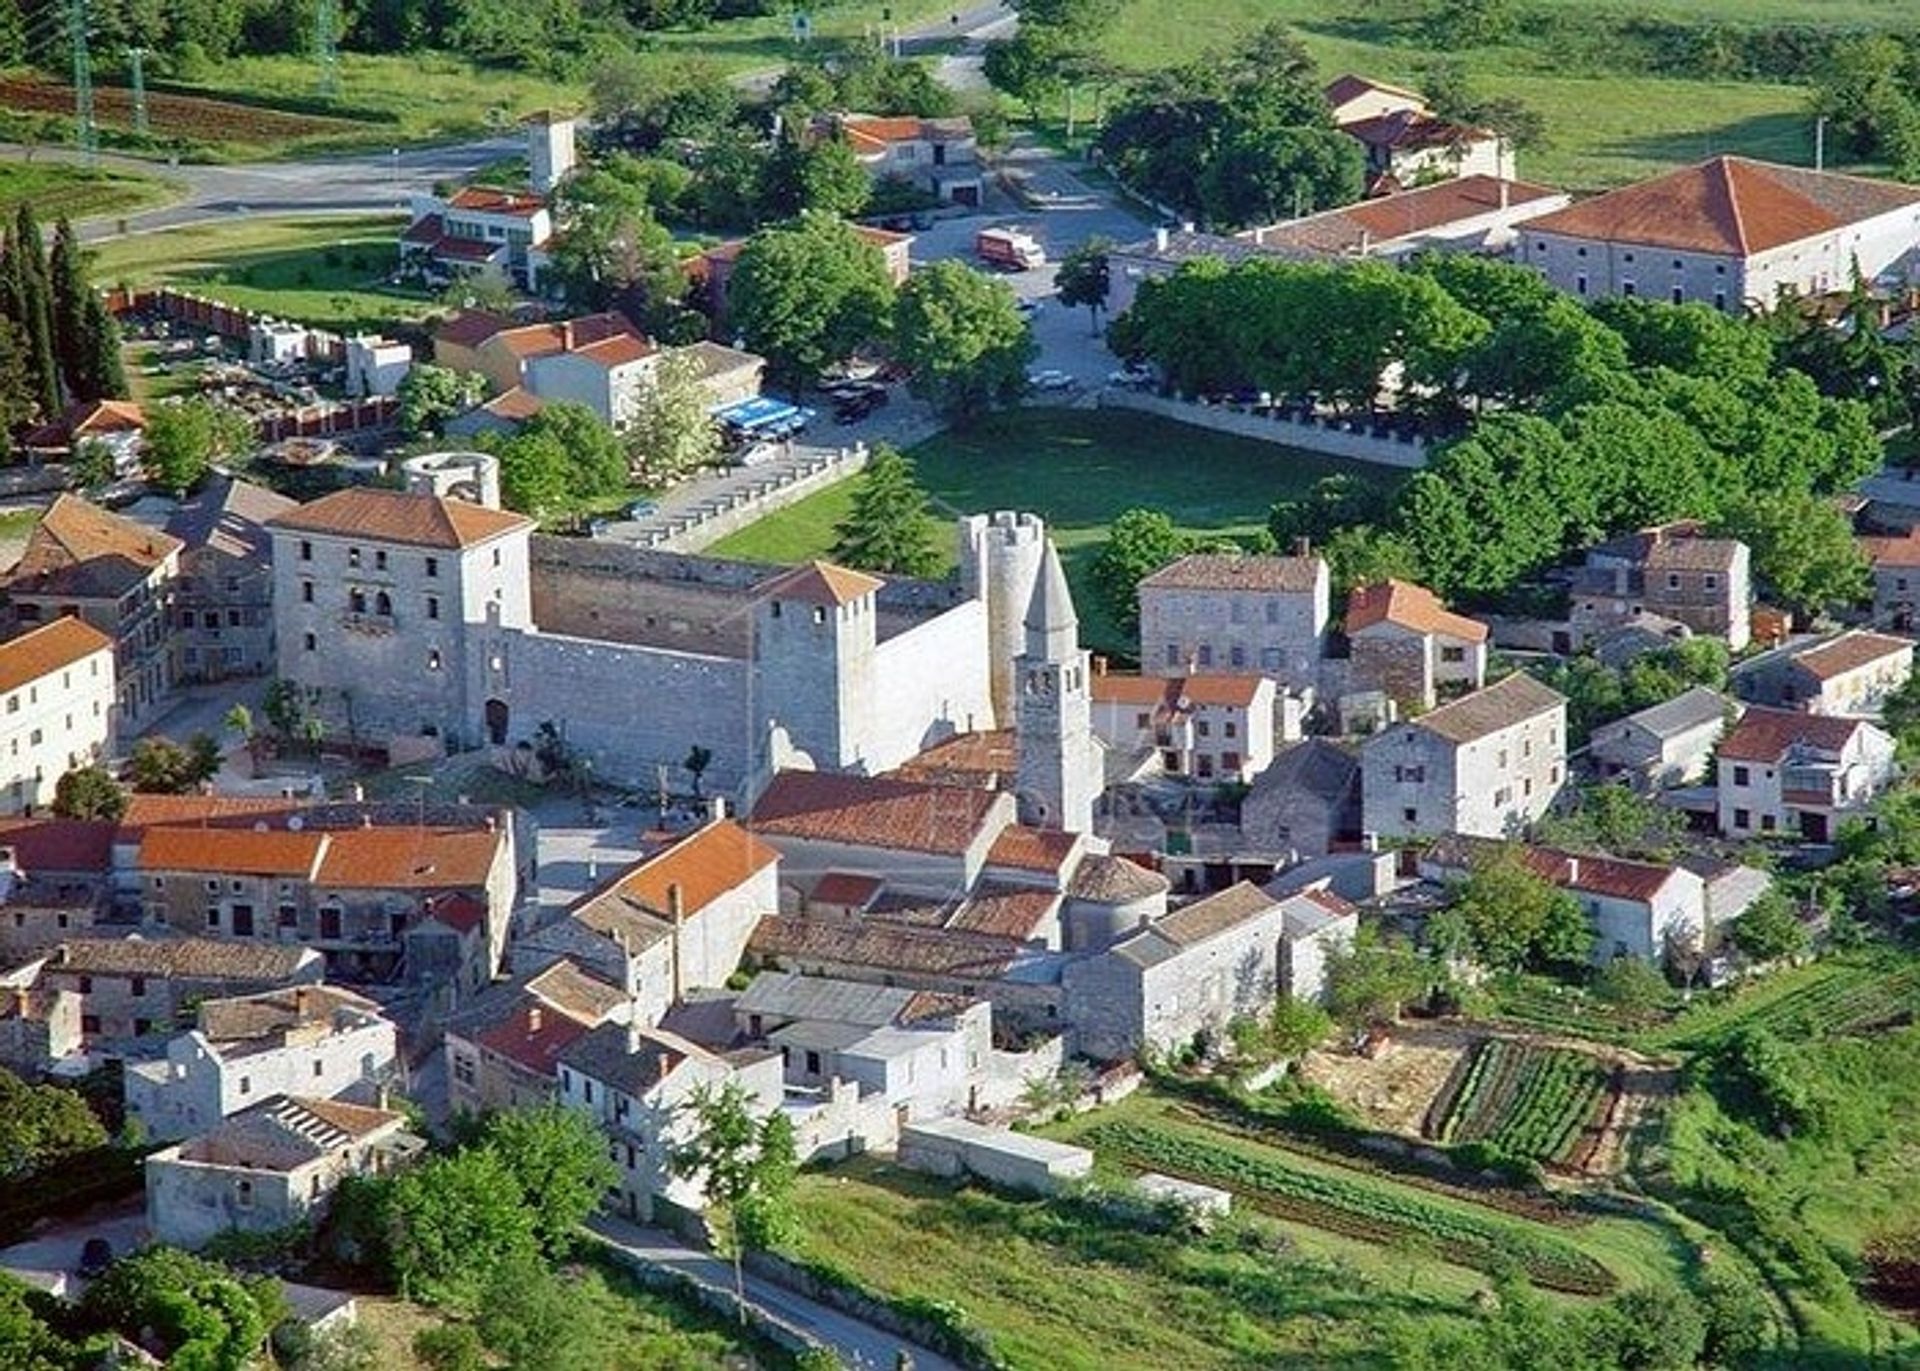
1426, 1040, 1613, 1166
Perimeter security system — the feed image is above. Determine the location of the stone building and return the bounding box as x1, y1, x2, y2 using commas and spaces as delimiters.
165, 474, 296, 684
1862, 528, 1920, 631
1137, 552, 1330, 693
0, 617, 117, 813
1344, 579, 1487, 712
1567, 523, 1751, 651
443, 959, 629, 1115
3, 494, 182, 727
1590, 686, 1734, 790
1014, 541, 1099, 832
1240, 739, 1363, 859
124, 985, 398, 1141
1091, 672, 1280, 784
26, 936, 324, 1046
145, 1095, 419, 1250
1732, 630, 1915, 718
1360, 673, 1568, 841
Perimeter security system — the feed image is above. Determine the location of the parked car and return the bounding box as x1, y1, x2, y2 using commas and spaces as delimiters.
626, 498, 658, 520
736, 442, 781, 467
1107, 364, 1154, 389
1028, 369, 1075, 392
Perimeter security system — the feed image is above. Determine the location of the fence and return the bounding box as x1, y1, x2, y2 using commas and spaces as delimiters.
650, 444, 873, 552
1099, 389, 1430, 469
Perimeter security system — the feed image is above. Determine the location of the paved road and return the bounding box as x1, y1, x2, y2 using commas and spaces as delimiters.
589, 1214, 961, 1371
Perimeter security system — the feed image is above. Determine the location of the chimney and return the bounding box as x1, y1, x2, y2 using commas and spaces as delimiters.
1565, 856, 1580, 886
348, 782, 365, 803
1154, 225, 1169, 253
668, 883, 685, 922
1180, 220, 1195, 234
1092, 655, 1108, 676
627, 1017, 642, 1054
527, 1004, 542, 1033
1358, 228, 1371, 257
562, 320, 576, 352
1292, 536, 1312, 558
708, 796, 727, 822
1499, 177, 1510, 211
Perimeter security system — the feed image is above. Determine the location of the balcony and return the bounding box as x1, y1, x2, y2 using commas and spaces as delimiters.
338, 611, 397, 636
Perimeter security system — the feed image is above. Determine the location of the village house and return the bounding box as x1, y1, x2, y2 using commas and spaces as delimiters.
1715, 705, 1897, 842
1239, 739, 1363, 860
1277, 888, 1358, 1001
443, 959, 629, 1115
400, 114, 574, 289
123, 985, 398, 1142
1732, 630, 1915, 718
165, 474, 297, 686
821, 113, 982, 205
1344, 579, 1489, 712
22, 936, 324, 1047
1361, 673, 1568, 841
1323, 75, 1514, 189
0, 982, 83, 1073
0, 821, 113, 963
1589, 686, 1735, 790
145, 1095, 420, 1250
0, 617, 116, 814
1566, 523, 1752, 651
21, 399, 146, 467
1089, 672, 1281, 784
1861, 527, 1920, 631
1520, 155, 1920, 308
433, 311, 647, 398
1137, 552, 1330, 694
2, 494, 182, 727
693, 226, 912, 332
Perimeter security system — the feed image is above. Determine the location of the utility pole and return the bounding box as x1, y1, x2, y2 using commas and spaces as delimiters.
314, 0, 341, 98
1815, 115, 1827, 173
127, 46, 148, 137
67, 0, 95, 164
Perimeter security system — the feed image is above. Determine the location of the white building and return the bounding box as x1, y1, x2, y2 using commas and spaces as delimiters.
1520, 156, 1920, 308
1344, 578, 1488, 712
345, 335, 413, 398
1732, 630, 1915, 718
0, 617, 116, 814
1090, 672, 1280, 784
1137, 553, 1330, 693
1590, 686, 1734, 790
1323, 74, 1514, 188
1715, 705, 1897, 843
826, 113, 982, 206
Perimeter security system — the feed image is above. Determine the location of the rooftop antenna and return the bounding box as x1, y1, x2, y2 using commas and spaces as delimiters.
67, 0, 96, 165
314, 0, 341, 99
127, 46, 148, 137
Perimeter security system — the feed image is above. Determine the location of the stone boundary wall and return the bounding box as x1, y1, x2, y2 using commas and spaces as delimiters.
1099, 390, 1429, 469
656, 445, 872, 552
590, 1236, 827, 1360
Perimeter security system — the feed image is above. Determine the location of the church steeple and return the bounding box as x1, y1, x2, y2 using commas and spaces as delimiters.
1015, 538, 1097, 833
1024, 539, 1078, 662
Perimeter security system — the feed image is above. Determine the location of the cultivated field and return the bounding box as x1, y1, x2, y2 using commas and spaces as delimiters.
0, 161, 176, 223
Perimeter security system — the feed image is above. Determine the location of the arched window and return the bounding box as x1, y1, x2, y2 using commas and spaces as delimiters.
375, 591, 393, 617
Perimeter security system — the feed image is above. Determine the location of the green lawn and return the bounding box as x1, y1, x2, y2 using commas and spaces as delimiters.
89, 215, 436, 333
710, 407, 1398, 655
0, 159, 177, 223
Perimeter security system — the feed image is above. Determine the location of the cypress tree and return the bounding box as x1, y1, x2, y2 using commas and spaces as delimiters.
83, 294, 129, 400
830, 445, 944, 578
47, 218, 90, 401
11, 206, 61, 418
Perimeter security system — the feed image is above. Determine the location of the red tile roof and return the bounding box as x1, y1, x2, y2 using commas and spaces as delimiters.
421, 891, 487, 935
13, 494, 181, 579
572, 333, 656, 367
315, 826, 505, 890
1862, 531, 1920, 570
474, 994, 592, 1077
1521, 156, 1920, 256
1339, 108, 1490, 151
0, 818, 116, 873
1180, 675, 1273, 708
139, 827, 326, 877
1324, 73, 1426, 111
447, 186, 547, 218
24, 399, 146, 449
760, 560, 883, 607
810, 871, 884, 907
1790, 630, 1914, 682
433, 310, 517, 350
116, 794, 307, 835
1717, 705, 1867, 762
750, 771, 1001, 857
270, 488, 532, 550
1346, 579, 1489, 642
1530, 847, 1680, 904
580, 819, 778, 921
986, 824, 1080, 874
0, 616, 114, 695
887, 729, 1016, 789
1092, 674, 1176, 707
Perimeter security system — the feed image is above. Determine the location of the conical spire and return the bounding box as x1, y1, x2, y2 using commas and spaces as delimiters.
1023, 538, 1077, 658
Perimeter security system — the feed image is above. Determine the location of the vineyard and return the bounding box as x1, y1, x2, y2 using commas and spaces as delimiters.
0, 78, 361, 147
1083, 1118, 1617, 1295
1651, 958, 1920, 1051
1425, 1040, 1612, 1168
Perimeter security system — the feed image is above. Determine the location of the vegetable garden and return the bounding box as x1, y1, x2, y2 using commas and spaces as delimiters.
1650, 959, 1920, 1051
1083, 1118, 1617, 1295
1425, 1040, 1612, 1167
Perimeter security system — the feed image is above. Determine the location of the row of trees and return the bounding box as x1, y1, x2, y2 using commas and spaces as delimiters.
1, 208, 126, 455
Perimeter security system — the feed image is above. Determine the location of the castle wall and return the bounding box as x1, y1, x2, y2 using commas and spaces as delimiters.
865, 600, 995, 774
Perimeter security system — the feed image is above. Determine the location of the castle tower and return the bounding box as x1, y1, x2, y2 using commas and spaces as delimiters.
526, 112, 577, 195
958, 510, 1048, 728
1015, 539, 1097, 833
751, 561, 881, 775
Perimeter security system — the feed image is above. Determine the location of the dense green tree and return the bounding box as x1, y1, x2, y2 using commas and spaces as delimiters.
892, 261, 1036, 422
480, 1105, 618, 1261
627, 349, 721, 484
51, 763, 127, 821
1448, 844, 1594, 973
1398, 415, 1572, 599
1538, 782, 1687, 861
482, 402, 627, 517
1730, 892, 1810, 964
387, 1147, 542, 1309
760, 137, 871, 221
0, 1067, 108, 1177
1592, 956, 1671, 1013
1714, 489, 1870, 617
1323, 927, 1435, 1028
1318, 526, 1424, 599
128, 735, 205, 794
1055, 239, 1112, 336
546, 162, 690, 328
5, 211, 60, 417
1811, 35, 1920, 175
1418, 60, 1548, 150
81, 1247, 278, 1371
728, 215, 894, 387
670, 1081, 800, 1319
396, 365, 488, 440
1090, 507, 1192, 635
831, 445, 944, 578
142, 397, 253, 496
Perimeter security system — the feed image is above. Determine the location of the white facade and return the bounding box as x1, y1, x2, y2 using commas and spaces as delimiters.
0, 619, 116, 814
1716, 712, 1897, 842
523, 348, 657, 429
1137, 555, 1331, 693
345, 336, 413, 398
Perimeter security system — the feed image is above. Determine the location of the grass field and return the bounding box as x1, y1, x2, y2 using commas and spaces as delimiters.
0, 160, 176, 223
89, 215, 434, 333
709, 407, 1394, 654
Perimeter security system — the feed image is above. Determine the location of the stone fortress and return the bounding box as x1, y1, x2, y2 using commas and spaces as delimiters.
269, 456, 1100, 813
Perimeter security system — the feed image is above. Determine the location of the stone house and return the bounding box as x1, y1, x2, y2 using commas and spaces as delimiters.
523, 331, 660, 430
145, 1095, 419, 1250
0, 983, 83, 1073
0, 819, 117, 960
825, 113, 982, 205
137, 819, 516, 987
1589, 686, 1735, 789
1344, 579, 1488, 711
1732, 630, 1915, 717
1716, 705, 1897, 842
1568, 523, 1751, 651
1323, 74, 1513, 187
0, 617, 117, 814
443, 961, 628, 1115
557, 1021, 783, 1223
164, 475, 296, 685
2, 494, 182, 728
1276, 889, 1357, 1001
1520, 156, 1920, 309
28, 936, 323, 1046
1360, 673, 1567, 841
1137, 552, 1330, 693
123, 985, 398, 1142
1862, 528, 1920, 631
1089, 672, 1280, 784
1240, 739, 1363, 859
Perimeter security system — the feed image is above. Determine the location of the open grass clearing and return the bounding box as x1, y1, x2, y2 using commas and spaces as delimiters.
0, 159, 178, 223
89, 214, 433, 334
709, 407, 1395, 655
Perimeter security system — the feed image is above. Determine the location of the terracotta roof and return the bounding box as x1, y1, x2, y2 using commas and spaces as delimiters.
1863, 531, 1920, 570
1067, 851, 1168, 903
1790, 630, 1914, 682
1717, 705, 1868, 762
1642, 537, 1744, 573
0, 817, 115, 873
986, 824, 1080, 874
524, 958, 629, 1022
482, 386, 545, 420
0, 617, 113, 695
750, 913, 1024, 979
1521, 156, 1920, 256
421, 891, 487, 935
139, 826, 327, 877
472, 991, 594, 1076
50, 935, 319, 982
314, 826, 505, 889
1091, 674, 1179, 707
8, 494, 181, 596
1534, 847, 1681, 904
1345, 579, 1488, 642
854, 224, 911, 246
1324, 73, 1426, 111
887, 729, 1016, 788
1138, 553, 1324, 594
947, 883, 1060, 939
197, 985, 380, 1044
447, 186, 546, 218
1340, 108, 1490, 150
1114, 882, 1278, 967
1406, 673, 1565, 744
751, 771, 1001, 857
270, 487, 533, 550
178, 1094, 406, 1170
165, 474, 298, 562
433, 310, 515, 350
1180, 675, 1273, 708
574, 819, 778, 928
810, 871, 884, 907
572, 333, 656, 367
760, 560, 883, 607
24, 399, 146, 449
1244, 177, 1561, 258
116, 794, 307, 835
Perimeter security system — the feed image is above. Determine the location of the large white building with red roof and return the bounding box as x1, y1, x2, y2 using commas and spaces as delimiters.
1715, 705, 1896, 841
1519, 155, 1920, 309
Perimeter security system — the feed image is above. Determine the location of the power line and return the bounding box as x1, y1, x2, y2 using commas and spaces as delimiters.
66, 0, 95, 164
127, 46, 148, 137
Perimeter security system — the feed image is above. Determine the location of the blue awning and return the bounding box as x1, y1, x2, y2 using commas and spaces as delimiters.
714, 397, 797, 430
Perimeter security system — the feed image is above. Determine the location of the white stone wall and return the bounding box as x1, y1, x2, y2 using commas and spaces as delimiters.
1139, 575, 1329, 691
865, 600, 995, 771
1362, 704, 1564, 840
0, 643, 115, 813
1582, 869, 1705, 964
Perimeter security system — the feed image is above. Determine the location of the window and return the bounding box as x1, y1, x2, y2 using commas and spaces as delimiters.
226, 609, 240, 627
1575, 273, 1588, 297
1229, 644, 1245, 667
1229, 600, 1245, 625
131, 976, 145, 997
1671, 286, 1684, 305
1733, 765, 1750, 786
453, 1055, 475, 1086
493, 548, 502, 567
584, 1081, 595, 1103
81, 1014, 99, 1034
349, 589, 367, 614
1666, 573, 1681, 591
1761, 814, 1777, 832
1196, 644, 1213, 667
1402, 806, 1418, 824
1261, 647, 1283, 671
236, 1179, 253, 1209
1624, 252, 1635, 263
278, 904, 297, 927
1224, 721, 1238, 739
1497, 748, 1508, 768
300, 540, 313, 561
1196, 720, 1211, 738
239, 1075, 252, 1096
1222, 750, 1240, 771
348, 547, 361, 568
375, 550, 387, 571
1494, 786, 1512, 807
1265, 600, 1280, 624
77, 975, 92, 993
1394, 765, 1425, 783
303, 633, 316, 652
1713, 289, 1727, 313
1621, 280, 1636, 297
1440, 645, 1465, 664
375, 591, 392, 617
206, 909, 220, 930
805, 1050, 821, 1074
1164, 644, 1180, 667
427, 650, 442, 671
313, 1059, 325, 1077
425, 557, 439, 578
813, 606, 827, 625
426, 596, 440, 620
1135, 712, 1150, 728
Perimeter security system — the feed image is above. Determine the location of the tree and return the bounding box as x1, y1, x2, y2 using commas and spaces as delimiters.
475, 1257, 600, 1371
225, 703, 267, 775
0, 1067, 108, 1177
1054, 237, 1111, 334
1268, 996, 1333, 1057
1448, 844, 1593, 973
1323, 927, 1435, 1028
831, 445, 944, 578
1090, 508, 1192, 636
81, 1247, 278, 1371
1592, 956, 1670, 1014
69, 437, 114, 489
483, 401, 628, 518
479, 1105, 618, 1261
396, 365, 487, 440
670, 1081, 799, 1320
51, 763, 127, 821
1715, 489, 1870, 617
728, 215, 895, 388
892, 261, 1036, 422
128, 735, 203, 793
627, 349, 721, 484
142, 398, 253, 496
546, 161, 691, 328
386, 1147, 541, 1310
8, 207, 61, 417
1731, 891, 1809, 963
1537, 782, 1686, 860
760, 137, 871, 221
684, 744, 712, 796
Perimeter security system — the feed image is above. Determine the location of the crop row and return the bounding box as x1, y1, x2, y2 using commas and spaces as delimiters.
1437, 1041, 1608, 1164
0, 78, 356, 142
1085, 1120, 1616, 1295
1739, 964, 1920, 1037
